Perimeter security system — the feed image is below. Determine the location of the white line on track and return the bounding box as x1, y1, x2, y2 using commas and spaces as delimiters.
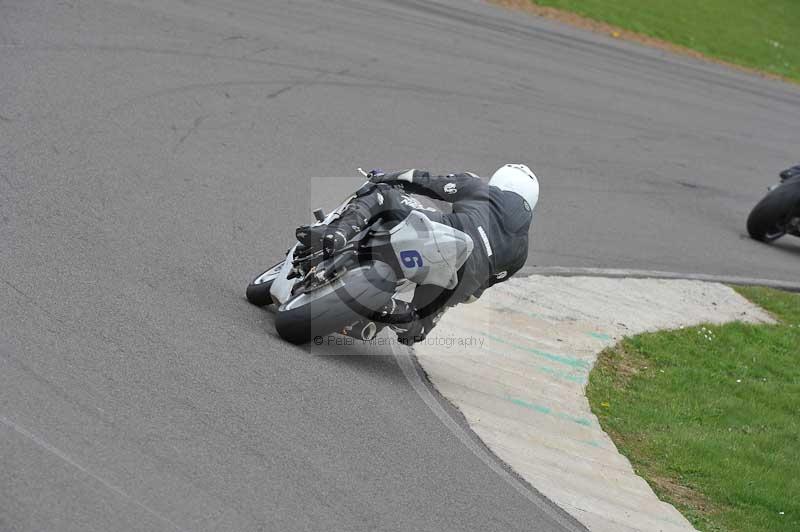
392, 348, 588, 532
0, 414, 187, 532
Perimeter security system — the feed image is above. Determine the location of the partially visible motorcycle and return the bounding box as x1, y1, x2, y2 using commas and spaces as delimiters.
245, 169, 474, 344
747, 164, 800, 243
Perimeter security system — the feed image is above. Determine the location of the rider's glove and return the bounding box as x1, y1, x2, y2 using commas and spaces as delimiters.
366, 168, 385, 180
369, 169, 419, 185
295, 224, 347, 259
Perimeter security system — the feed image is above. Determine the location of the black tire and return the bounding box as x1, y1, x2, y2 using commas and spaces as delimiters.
246, 261, 285, 307
747, 181, 800, 242
275, 261, 396, 345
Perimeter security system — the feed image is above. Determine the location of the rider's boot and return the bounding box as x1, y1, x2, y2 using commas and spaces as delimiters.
295, 224, 324, 250
374, 298, 417, 324
340, 298, 418, 342
324, 199, 374, 257
298, 198, 373, 259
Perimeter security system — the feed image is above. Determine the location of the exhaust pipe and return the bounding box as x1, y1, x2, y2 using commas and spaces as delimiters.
343, 320, 378, 341
359, 321, 378, 341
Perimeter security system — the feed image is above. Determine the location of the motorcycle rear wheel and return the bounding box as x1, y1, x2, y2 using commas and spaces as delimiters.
747, 183, 800, 243
274, 261, 396, 345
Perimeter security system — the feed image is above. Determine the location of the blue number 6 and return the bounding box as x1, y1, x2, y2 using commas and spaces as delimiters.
400, 250, 424, 268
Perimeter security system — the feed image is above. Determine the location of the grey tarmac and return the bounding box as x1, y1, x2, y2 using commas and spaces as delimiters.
1, 0, 798, 531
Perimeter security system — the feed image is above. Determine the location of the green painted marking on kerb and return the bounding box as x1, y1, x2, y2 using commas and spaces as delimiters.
509, 398, 551, 414
481, 346, 587, 384
483, 332, 589, 369
507, 397, 594, 427
557, 412, 592, 426
587, 332, 612, 341
536, 364, 588, 384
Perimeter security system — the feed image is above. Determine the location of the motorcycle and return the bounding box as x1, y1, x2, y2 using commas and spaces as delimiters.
246, 169, 474, 344
747, 164, 800, 243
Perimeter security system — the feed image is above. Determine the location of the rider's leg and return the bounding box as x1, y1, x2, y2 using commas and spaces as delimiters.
296, 184, 394, 258
297, 187, 448, 340
297, 184, 449, 253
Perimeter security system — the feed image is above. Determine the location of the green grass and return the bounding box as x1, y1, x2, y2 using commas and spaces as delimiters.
586, 286, 800, 532
528, 0, 800, 81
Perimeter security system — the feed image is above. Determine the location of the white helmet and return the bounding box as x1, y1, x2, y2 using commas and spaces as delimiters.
489, 164, 539, 210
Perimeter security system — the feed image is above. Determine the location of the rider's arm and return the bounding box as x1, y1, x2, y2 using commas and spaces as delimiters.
379, 170, 487, 203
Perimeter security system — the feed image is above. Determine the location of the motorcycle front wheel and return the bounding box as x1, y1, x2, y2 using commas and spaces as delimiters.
246, 260, 285, 307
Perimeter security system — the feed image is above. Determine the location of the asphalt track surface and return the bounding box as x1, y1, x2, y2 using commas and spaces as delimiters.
1, 0, 799, 531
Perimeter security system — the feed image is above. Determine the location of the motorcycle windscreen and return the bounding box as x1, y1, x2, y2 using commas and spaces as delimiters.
389, 210, 474, 289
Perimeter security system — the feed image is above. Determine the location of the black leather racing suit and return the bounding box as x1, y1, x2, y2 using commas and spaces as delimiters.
324, 170, 533, 341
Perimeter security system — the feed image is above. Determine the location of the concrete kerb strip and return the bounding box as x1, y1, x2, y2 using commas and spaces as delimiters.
410, 274, 777, 532
520, 266, 800, 292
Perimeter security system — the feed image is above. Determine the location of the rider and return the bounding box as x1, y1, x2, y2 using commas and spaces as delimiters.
296, 164, 540, 345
